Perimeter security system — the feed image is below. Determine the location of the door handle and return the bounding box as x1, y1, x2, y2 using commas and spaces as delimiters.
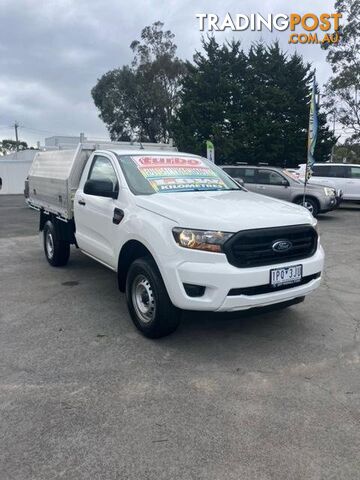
78, 199, 86, 206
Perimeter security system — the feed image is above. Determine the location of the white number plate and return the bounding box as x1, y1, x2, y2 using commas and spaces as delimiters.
270, 265, 302, 287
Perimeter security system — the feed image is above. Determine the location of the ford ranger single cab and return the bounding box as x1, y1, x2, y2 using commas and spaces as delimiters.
27, 142, 324, 338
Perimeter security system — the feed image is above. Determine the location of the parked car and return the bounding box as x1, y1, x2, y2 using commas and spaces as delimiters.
221, 165, 337, 217
296, 163, 360, 202
282, 169, 342, 209
27, 143, 324, 338
285, 168, 301, 179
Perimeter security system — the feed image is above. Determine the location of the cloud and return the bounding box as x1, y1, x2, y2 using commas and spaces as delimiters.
0, 0, 335, 145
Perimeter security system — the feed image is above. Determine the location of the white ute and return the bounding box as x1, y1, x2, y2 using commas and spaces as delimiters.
27, 142, 324, 337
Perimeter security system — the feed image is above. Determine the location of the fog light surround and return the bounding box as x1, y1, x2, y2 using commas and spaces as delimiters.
183, 283, 206, 297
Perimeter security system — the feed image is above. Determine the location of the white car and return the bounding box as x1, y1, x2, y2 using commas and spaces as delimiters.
297, 163, 360, 201
27, 144, 324, 338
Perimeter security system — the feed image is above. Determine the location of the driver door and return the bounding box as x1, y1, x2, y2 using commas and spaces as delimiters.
74, 154, 120, 268
346, 166, 360, 200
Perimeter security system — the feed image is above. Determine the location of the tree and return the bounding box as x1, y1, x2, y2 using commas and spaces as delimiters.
92, 22, 186, 142
174, 38, 335, 166
0, 139, 28, 155
173, 37, 249, 163
332, 142, 360, 163
322, 0, 360, 142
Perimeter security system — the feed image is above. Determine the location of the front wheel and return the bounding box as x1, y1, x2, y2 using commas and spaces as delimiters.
294, 197, 319, 217
43, 220, 70, 267
126, 257, 181, 338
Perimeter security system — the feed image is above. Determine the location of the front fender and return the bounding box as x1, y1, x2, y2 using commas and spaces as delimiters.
114, 208, 177, 274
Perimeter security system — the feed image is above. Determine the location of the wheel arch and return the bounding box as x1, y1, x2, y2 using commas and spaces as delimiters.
293, 194, 320, 210
40, 210, 76, 244
117, 240, 158, 292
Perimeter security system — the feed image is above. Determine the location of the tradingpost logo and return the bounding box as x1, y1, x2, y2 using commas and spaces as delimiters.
196, 13, 342, 45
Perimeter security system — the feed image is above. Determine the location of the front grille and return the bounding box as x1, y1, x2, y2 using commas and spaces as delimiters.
228, 272, 321, 296
224, 225, 318, 268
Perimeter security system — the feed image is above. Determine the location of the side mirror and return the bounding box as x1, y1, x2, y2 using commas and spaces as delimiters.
235, 177, 245, 187
84, 179, 118, 199
281, 179, 289, 187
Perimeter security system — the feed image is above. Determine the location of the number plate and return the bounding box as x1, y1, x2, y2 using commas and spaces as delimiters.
270, 265, 302, 287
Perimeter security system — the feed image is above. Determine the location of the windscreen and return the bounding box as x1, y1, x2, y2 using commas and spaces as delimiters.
117, 155, 240, 195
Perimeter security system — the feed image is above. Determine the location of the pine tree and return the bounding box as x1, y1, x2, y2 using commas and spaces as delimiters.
173, 37, 249, 163
174, 38, 335, 166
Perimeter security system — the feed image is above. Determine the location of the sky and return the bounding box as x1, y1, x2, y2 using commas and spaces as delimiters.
0, 0, 338, 146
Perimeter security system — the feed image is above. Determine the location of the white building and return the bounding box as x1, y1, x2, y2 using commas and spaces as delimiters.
0, 133, 107, 195
44, 133, 87, 148
0, 150, 37, 195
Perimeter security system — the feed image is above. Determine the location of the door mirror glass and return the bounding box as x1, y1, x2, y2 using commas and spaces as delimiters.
84, 179, 118, 199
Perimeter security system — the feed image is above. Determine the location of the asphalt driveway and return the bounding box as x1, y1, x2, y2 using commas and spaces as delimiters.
1, 195, 359, 480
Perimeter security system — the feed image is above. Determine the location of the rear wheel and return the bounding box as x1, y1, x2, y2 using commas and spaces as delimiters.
294, 197, 319, 217
126, 257, 181, 338
43, 220, 70, 267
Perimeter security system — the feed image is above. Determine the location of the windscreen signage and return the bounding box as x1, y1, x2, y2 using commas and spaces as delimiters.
131, 156, 227, 193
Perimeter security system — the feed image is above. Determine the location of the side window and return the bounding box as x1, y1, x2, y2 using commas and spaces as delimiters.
256, 169, 271, 185
268, 171, 286, 185
88, 155, 119, 192
256, 169, 285, 186
312, 165, 330, 177
329, 165, 348, 178
350, 166, 360, 179
233, 168, 244, 178
241, 168, 256, 183
223, 167, 253, 182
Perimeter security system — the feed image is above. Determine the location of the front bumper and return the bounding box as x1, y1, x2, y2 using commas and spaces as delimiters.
319, 195, 337, 213
160, 245, 324, 312
335, 190, 343, 208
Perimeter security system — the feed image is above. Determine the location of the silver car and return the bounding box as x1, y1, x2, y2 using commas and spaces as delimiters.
221, 165, 337, 217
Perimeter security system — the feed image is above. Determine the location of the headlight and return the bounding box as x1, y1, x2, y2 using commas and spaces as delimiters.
324, 187, 335, 196
172, 228, 233, 253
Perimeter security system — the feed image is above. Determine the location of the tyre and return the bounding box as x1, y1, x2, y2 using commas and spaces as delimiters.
126, 257, 181, 338
43, 220, 70, 267
294, 197, 319, 217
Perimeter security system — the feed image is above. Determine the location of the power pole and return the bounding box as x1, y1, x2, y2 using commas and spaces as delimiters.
14, 121, 19, 151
